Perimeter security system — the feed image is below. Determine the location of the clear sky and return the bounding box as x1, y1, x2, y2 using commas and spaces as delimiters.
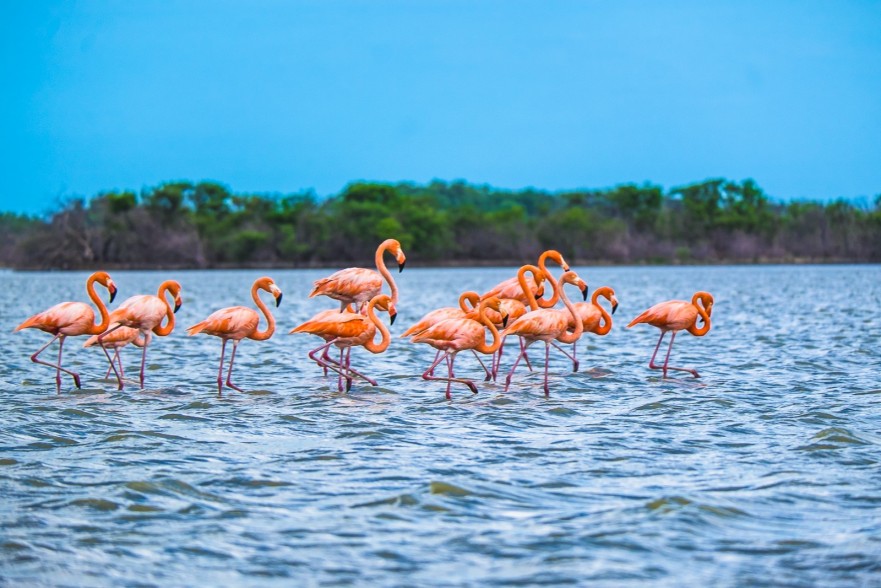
2, 1, 880, 215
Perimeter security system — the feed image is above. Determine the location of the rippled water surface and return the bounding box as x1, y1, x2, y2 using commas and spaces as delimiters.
2, 265, 880, 586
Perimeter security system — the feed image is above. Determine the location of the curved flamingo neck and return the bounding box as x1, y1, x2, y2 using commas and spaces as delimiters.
364, 300, 392, 353
474, 301, 503, 354
688, 293, 712, 336
555, 278, 584, 344
153, 281, 177, 336
592, 290, 613, 336
250, 283, 276, 341
375, 241, 399, 306
537, 251, 566, 309
86, 273, 112, 335
518, 265, 544, 311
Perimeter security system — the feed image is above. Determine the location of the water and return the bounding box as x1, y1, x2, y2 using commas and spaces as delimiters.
2, 265, 880, 586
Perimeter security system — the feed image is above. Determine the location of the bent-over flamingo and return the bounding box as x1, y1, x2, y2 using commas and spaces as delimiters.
291, 293, 396, 392
98, 280, 183, 390
534, 249, 572, 309
556, 286, 618, 371
15, 271, 118, 392
627, 291, 714, 378
84, 327, 144, 380
501, 271, 587, 396
186, 277, 283, 394
309, 238, 406, 312
410, 296, 508, 400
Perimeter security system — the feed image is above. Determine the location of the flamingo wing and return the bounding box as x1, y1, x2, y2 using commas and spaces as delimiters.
16, 301, 95, 335
503, 309, 568, 341
309, 268, 382, 303
627, 300, 696, 330
84, 326, 143, 348
410, 317, 484, 351
187, 306, 259, 339
400, 307, 464, 337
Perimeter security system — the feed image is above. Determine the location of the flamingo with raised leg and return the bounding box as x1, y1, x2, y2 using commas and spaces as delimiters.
84, 327, 144, 381
627, 291, 714, 378
98, 280, 183, 390
501, 271, 587, 396
15, 271, 118, 392
309, 238, 406, 312
291, 293, 396, 392
409, 296, 508, 400
186, 277, 283, 394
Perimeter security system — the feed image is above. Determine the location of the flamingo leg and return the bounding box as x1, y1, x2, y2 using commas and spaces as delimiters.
422, 351, 477, 397
216, 338, 227, 395
504, 338, 536, 392
470, 350, 492, 381
309, 340, 349, 380
338, 347, 346, 392
550, 341, 579, 372
137, 331, 152, 389
340, 347, 377, 388
521, 337, 534, 372
543, 341, 551, 397
30, 334, 81, 392
98, 324, 126, 389
116, 348, 125, 381
428, 349, 443, 376
647, 330, 667, 374
225, 340, 245, 393
492, 340, 505, 381
657, 331, 700, 378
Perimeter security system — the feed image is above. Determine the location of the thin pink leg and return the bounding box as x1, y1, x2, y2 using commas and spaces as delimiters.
137, 332, 152, 389
504, 338, 535, 392
550, 341, 579, 372
30, 334, 82, 392
216, 339, 227, 395
340, 347, 377, 388
521, 337, 534, 372
658, 330, 700, 378
422, 350, 477, 397
98, 324, 126, 389
470, 350, 492, 381
543, 341, 551, 397
225, 340, 245, 393
428, 349, 443, 376
647, 330, 667, 374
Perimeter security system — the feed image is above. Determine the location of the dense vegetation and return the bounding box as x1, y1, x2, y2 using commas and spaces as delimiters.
2, 179, 879, 269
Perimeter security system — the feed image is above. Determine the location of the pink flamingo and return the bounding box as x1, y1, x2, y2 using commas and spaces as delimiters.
501, 271, 587, 396
554, 286, 618, 371
15, 271, 118, 392
399, 291, 494, 380
98, 280, 183, 390
409, 296, 507, 399
84, 327, 145, 380
186, 277, 282, 394
309, 238, 406, 312
291, 293, 396, 392
484, 265, 546, 379
627, 291, 714, 378
533, 249, 572, 309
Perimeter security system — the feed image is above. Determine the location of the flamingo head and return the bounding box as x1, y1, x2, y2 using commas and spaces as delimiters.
93, 271, 118, 303
596, 286, 618, 314
482, 296, 509, 328
256, 277, 283, 307
694, 291, 714, 317
372, 294, 396, 325
561, 271, 588, 301
161, 280, 183, 313
540, 249, 570, 272
393, 242, 407, 272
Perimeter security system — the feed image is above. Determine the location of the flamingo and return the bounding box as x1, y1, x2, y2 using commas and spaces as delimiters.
98, 280, 183, 390
555, 286, 618, 371
501, 271, 587, 396
186, 277, 283, 395
309, 238, 406, 312
627, 291, 714, 378
291, 293, 396, 392
14, 271, 118, 392
534, 249, 572, 309
84, 327, 145, 381
400, 291, 495, 380
409, 296, 508, 400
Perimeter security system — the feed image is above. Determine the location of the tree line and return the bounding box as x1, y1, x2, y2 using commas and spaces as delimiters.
2, 178, 879, 269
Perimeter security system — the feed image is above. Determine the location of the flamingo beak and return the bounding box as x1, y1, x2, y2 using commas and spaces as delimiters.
174, 298, 182, 313
389, 311, 397, 325
581, 285, 588, 301
612, 301, 618, 315
502, 313, 509, 328
276, 292, 283, 307
398, 260, 406, 273
108, 284, 118, 303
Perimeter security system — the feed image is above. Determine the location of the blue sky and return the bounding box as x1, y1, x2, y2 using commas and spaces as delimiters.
2, 1, 880, 214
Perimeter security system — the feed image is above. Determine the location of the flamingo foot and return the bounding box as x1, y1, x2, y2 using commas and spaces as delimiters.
226, 380, 245, 393
346, 377, 353, 392
544, 383, 550, 397
504, 373, 513, 392
467, 381, 478, 395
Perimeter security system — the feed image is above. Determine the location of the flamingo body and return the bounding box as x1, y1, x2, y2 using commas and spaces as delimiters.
310, 239, 406, 311
627, 291, 714, 378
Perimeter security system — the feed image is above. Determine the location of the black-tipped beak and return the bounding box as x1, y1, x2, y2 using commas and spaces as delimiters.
581, 287, 588, 301
389, 312, 397, 326
174, 301, 182, 314
108, 286, 118, 304
398, 261, 406, 273
612, 302, 618, 315
276, 293, 283, 307
502, 314, 509, 328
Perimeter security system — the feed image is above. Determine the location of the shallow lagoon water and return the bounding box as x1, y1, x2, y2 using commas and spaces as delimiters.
1, 265, 880, 586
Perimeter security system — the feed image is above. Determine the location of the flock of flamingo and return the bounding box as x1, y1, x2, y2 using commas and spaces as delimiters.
14, 238, 715, 398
